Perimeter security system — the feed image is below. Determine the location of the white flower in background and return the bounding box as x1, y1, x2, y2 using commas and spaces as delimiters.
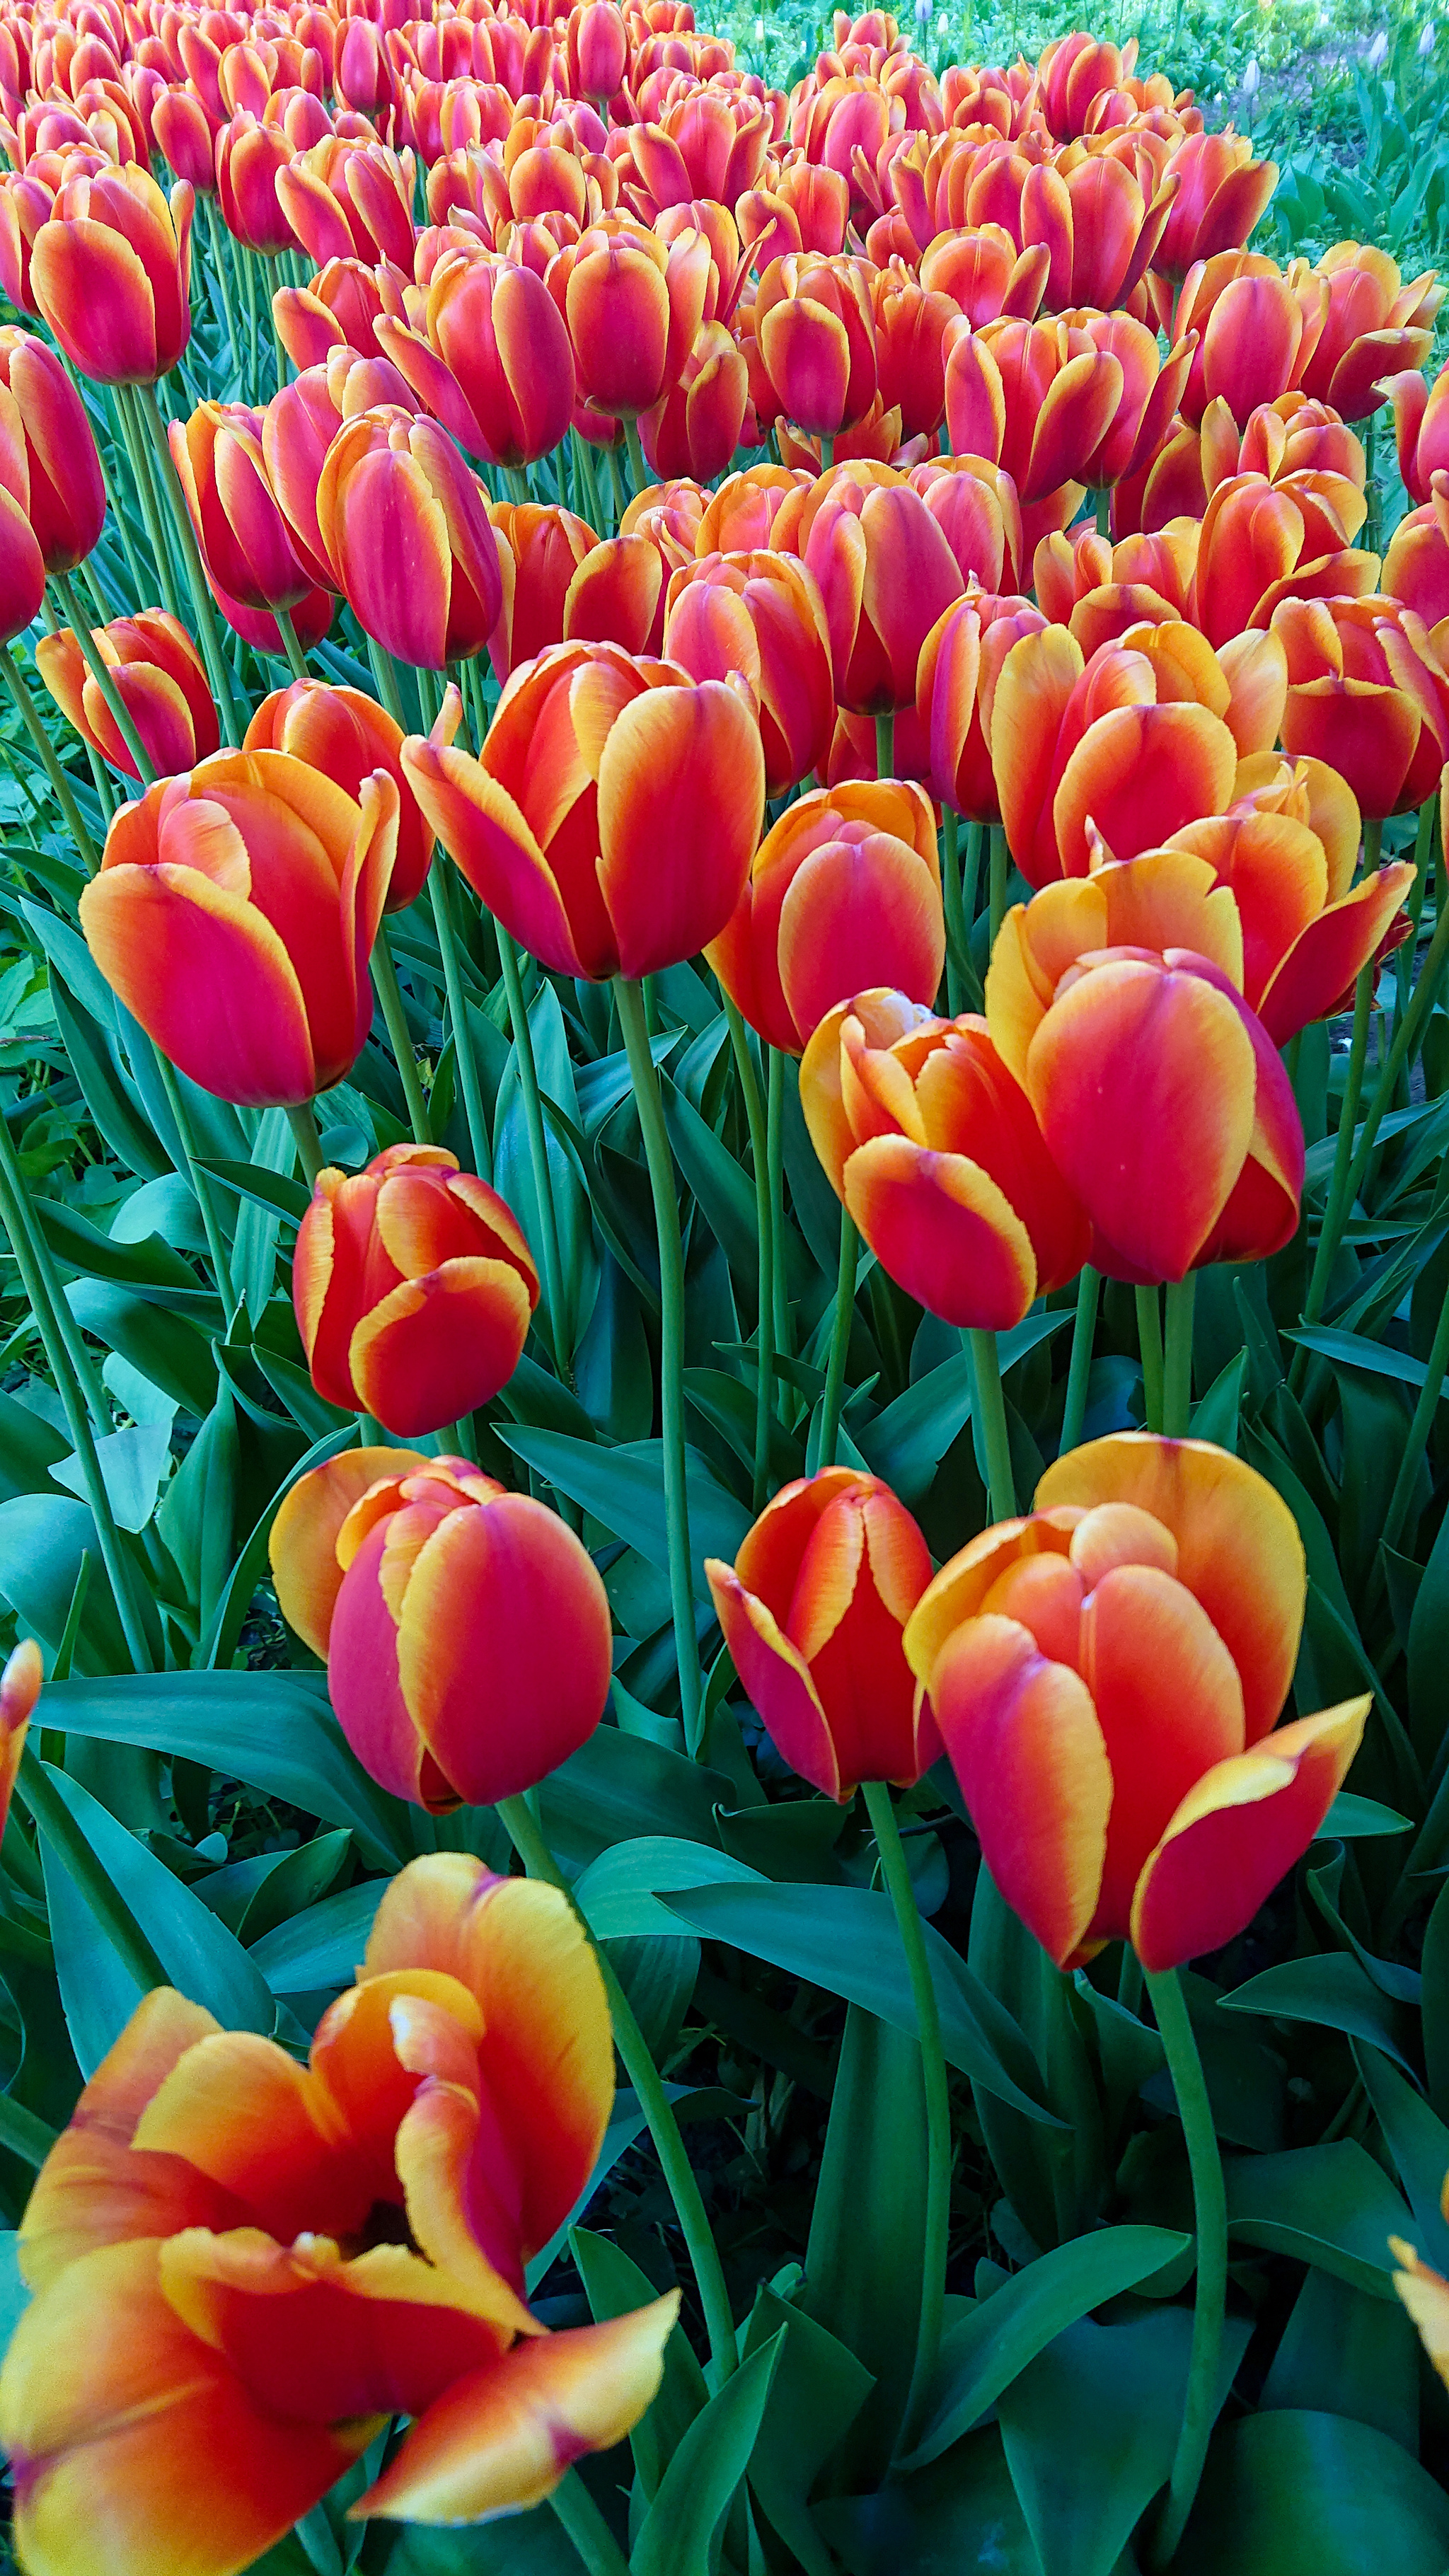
1367, 29, 1390, 66
755, 13, 764, 32
915, 0, 930, 21
1243, 55, 1261, 93
1420, 19, 1438, 54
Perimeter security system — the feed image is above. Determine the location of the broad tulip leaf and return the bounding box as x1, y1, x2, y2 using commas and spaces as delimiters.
630, 2330, 784, 2576
815, 2427, 1039, 2575
1223, 2142, 1412, 2295
573, 1836, 766, 1939
1220, 1949, 1419, 2074
1259, 2267, 1420, 2449
1174, 2410, 1449, 2575
495, 1423, 750, 1595
540, 1727, 733, 1867
804, 2006, 927, 2477
1351, 2040, 1449, 2271
741, 2287, 874, 2576
571, 2226, 706, 2500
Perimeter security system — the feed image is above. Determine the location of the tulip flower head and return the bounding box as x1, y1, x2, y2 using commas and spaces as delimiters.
0, 1638, 40, 1849
0, 326, 104, 574
270, 1448, 613, 1808
0, 1852, 676, 2569
904, 1433, 1368, 1970
245, 679, 439, 911
316, 410, 506, 674
706, 1467, 938, 1800
30, 163, 193, 383
37, 611, 219, 782
79, 751, 399, 1108
294, 1145, 539, 1435
663, 548, 835, 793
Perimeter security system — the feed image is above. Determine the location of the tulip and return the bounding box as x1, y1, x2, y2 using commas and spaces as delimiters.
316, 410, 505, 673
216, 110, 297, 256
380, 254, 576, 472
30, 164, 193, 383
1274, 594, 1449, 816
944, 316, 1123, 506
277, 137, 416, 274
401, 640, 763, 981
152, 85, 219, 192
1384, 364, 1449, 505
563, 221, 709, 420
627, 88, 773, 216
488, 499, 598, 669
1293, 243, 1442, 420
916, 591, 1047, 824
557, 532, 667, 655
790, 468, 965, 715
0, 171, 56, 318
571, 1, 629, 101
168, 399, 332, 619
986, 854, 1305, 1278
696, 462, 813, 553
272, 254, 399, 371
79, 751, 398, 1109
664, 548, 835, 793
754, 251, 878, 440
0, 1852, 676, 2571
294, 1146, 538, 1434
620, 480, 711, 566
1383, 480, 1449, 628
919, 226, 1049, 328
1151, 130, 1278, 280
0, 1638, 39, 1849
1189, 467, 1375, 646
705, 1467, 937, 1801
1394, 2191, 1449, 2393
709, 781, 943, 1051
640, 319, 749, 482
872, 270, 957, 439
37, 611, 219, 782
0, 423, 47, 644
800, 984, 1092, 1329
271, 1450, 613, 1807
0, 328, 104, 574
901, 1432, 1368, 1970
245, 680, 437, 911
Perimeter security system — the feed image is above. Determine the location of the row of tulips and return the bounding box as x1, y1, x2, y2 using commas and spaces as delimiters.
0, 6, 1448, 2576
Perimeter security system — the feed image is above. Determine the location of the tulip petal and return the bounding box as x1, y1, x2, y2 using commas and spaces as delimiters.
1257, 861, 1416, 1045
79, 862, 316, 1109
1129, 1698, 1370, 1970
269, 1448, 432, 1657
707, 1559, 843, 1798
352, 2297, 679, 2523
401, 739, 591, 979
778, 833, 945, 1047
330, 1517, 441, 1810
350, 1259, 533, 1437
1051, 703, 1240, 882
130, 2032, 362, 2246
596, 678, 763, 977
31, 220, 158, 382
843, 1131, 1038, 1329
930, 1612, 1110, 1967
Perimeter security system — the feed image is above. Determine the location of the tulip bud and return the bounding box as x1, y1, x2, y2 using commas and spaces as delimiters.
270, 1450, 613, 1808
705, 1469, 937, 1802
1242, 56, 1260, 96
1420, 20, 1438, 55
0, 1637, 40, 1848
1368, 30, 1390, 68
37, 611, 219, 782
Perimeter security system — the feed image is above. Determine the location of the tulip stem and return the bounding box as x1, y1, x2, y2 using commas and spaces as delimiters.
372, 933, 432, 1145
285, 1102, 328, 1189
150, 1046, 238, 1315
132, 382, 248, 748
874, 710, 893, 782
14, 1746, 168, 1994
1292, 955, 1376, 1390
1060, 1264, 1099, 1455
497, 919, 572, 1375
1094, 485, 1112, 537
1144, 1965, 1228, 2568
109, 382, 187, 633
1383, 1248, 1449, 1552
615, 974, 704, 1754
201, 194, 242, 373
941, 807, 971, 1013
1136, 1284, 1165, 1432
273, 603, 309, 683
988, 824, 1009, 945
862, 1777, 951, 2450
623, 415, 649, 499
1161, 1275, 1196, 1438
547, 2470, 632, 2576
966, 1328, 1015, 1521
495, 1793, 738, 2388
724, 997, 775, 1511
0, 650, 101, 874
819, 1210, 858, 1469
428, 865, 493, 1184
51, 572, 157, 784
767, 1046, 792, 1377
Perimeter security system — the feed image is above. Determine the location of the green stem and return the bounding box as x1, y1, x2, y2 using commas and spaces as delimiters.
967, 1327, 1015, 1521
1095, 484, 1112, 537
133, 382, 246, 745
496, 1794, 737, 2384
1060, 1264, 1099, 1455
1145, 1966, 1228, 2568
766, 1046, 791, 1375
151, 1049, 237, 1314
819, 1209, 857, 1468
1137, 1283, 1165, 1433
874, 709, 894, 780
372, 932, 432, 1145
0, 651, 101, 872
51, 571, 156, 782
284, 1100, 327, 1189
615, 974, 703, 1753
272, 602, 309, 682
988, 823, 1009, 946
202, 193, 241, 370
497, 919, 570, 1372
547, 2470, 631, 2576
14, 1747, 167, 1992
820, 433, 835, 469
1161, 1274, 1196, 1439
623, 415, 649, 499
109, 381, 186, 630
862, 1778, 951, 2447
1383, 1252, 1449, 1551
724, 998, 774, 1512
428, 865, 492, 1183
1293, 956, 1377, 1382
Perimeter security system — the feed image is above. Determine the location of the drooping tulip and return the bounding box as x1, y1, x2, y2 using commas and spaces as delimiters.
30, 163, 193, 383
662, 548, 835, 792
902, 1432, 1367, 1970
708, 781, 944, 1051
799, 984, 1092, 1329
705, 1467, 937, 1801
37, 611, 219, 782
0, 1852, 676, 2570
270, 1450, 613, 1808
79, 752, 398, 1108
315, 410, 505, 672
400, 640, 763, 981
244, 679, 439, 911
294, 1146, 538, 1434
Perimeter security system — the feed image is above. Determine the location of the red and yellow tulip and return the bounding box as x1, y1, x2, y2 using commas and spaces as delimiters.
245, 678, 441, 912
37, 611, 219, 782
29, 163, 192, 383
663, 547, 835, 793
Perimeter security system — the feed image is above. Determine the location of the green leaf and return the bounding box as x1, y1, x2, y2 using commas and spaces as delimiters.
50, 1419, 171, 1534
30, 1194, 218, 1310
573, 1836, 766, 1939
0, 1492, 131, 1670
383, 2510, 584, 2574
570, 2226, 705, 2500
662, 1881, 1058, 2125
905, 2224, 1191, 2471
741, 2287, 874, 2576
198, 1157, 311, 1226
538, 1727, 732, 1869
660, 1069, 758, 1288
1174, 2410, 1449, 2575
1223, 2142, 1412, 2296
1351, 2041, 1449, 2271
802, 2006, 925, 2478
494, 1424, 749, 1598
1220, 1951, 1419, 2075
64, 1281, 217, 1416
1283, 1324, 1441, 1397
1321, 1794, 1412, 1838
1259, 2267, 1421, 2448
1189, 1346, 1247, 1450
630, 2329, 785, 2576
815, 2427, 1039, 2575
248, 1882, 386, 1996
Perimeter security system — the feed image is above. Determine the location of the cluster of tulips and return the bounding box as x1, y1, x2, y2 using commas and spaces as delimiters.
1, 0, 1449, 2570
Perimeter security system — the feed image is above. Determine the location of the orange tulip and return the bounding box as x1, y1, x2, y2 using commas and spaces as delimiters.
79, 751, 398, 1108
986, 853, 1304, 1278
787, 465, 971, 715
626, 86, 772, 215
400, 639, 763, 981
294, 1145, 538, 1434
639, 318, 748, 481
619, 477, 710, 565
1114, 388, 1366, 538
0, 1852, 676, 2571
168, 398, 333, 619
378, 253, 577, 471
1274, 594, 1449, 817
943, 314, 1122, 505
37, 611, 219, 783
754, 250, 878, 439
916, 590, 1047, 824
708, 780, 943, 1051
244, 679, 439, 911
706, 1467, 937, 1801
30, 163, 193, 383
902, 1433, 1367, 1970
483, 497, 593, 669
152, 84, 220, 192
0, 168, 57, 318
1189, 467, 1375, 647
800, 985, 1092, 1327
557, 530, 667, 655
0, 327, 104, 574
0, 1638, 39, 1849
695, 461, 813, 553
271, 1450, 613, 1807
1293, 243, 1441, 422
316, 409, 506, 672
215, 109, 296, 254
1383, 478, 1449, 630
272, 253, 400, 371
562, 219, 708, 419
1151, 129, 1279, 280
1171, 252, 1326, 429
277, 134, 416, 273
1384, 363, 1449, 506
664, 547, 835, 794
872, 268, 957, 439
570, 1, 629, 102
